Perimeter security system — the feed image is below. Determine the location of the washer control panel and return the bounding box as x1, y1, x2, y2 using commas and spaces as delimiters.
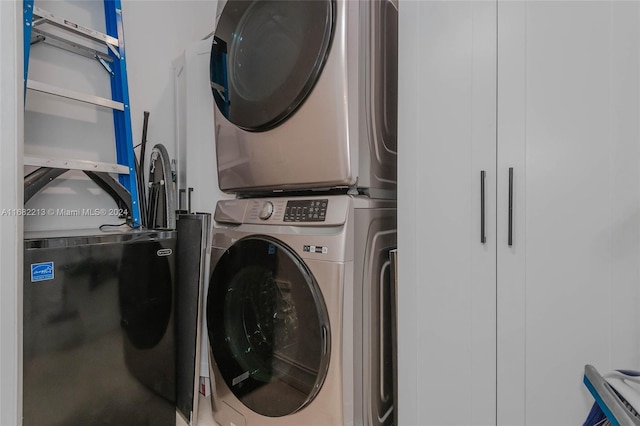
226, 196, 347, 226
284, 199, 328, 222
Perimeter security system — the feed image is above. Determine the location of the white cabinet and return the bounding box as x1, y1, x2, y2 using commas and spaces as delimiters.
398, 2, 497, 425
398, 2, 640, 425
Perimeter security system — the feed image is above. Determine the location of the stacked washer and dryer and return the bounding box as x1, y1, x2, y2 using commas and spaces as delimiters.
206, 1, 398, 425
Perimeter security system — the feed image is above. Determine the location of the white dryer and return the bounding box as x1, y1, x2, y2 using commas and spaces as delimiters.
210, 0, 397, 197
206, 195, 397, 425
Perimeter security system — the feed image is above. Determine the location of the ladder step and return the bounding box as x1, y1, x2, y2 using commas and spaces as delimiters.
31, 27, 114, 64
24, 156, 130, 174
26, 80, 124, 111
32, 6, 119, 49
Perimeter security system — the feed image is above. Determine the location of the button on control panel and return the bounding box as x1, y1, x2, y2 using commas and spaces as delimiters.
284, 199, 328, 222
258, 201, 274, 220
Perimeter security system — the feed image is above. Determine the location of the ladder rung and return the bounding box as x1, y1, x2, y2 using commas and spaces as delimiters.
32, 6, 119, 48
211, 81, 226, 93
31, 27, 113, 63
24, 156, 130, 174
26, 80, 124, 111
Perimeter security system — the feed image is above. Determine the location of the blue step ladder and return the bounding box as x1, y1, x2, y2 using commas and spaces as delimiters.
23, 0, 141, 227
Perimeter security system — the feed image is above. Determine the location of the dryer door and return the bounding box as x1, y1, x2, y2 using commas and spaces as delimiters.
207, 236, 331, 417
210, 0, 335, 131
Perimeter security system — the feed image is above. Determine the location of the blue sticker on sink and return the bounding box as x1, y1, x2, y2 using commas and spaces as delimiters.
31, 262, 54, 282
268, 244, 276, 255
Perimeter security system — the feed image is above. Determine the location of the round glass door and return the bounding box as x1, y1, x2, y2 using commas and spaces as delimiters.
207, 236, 331, 417
210, 0, 335, 131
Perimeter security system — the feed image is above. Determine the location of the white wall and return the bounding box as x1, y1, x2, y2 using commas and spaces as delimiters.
0, 1, 23, 425
24, 0, 217, 232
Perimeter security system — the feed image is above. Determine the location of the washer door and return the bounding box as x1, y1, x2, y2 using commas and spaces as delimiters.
210, 0, 335, 132
207, 236, 331, 417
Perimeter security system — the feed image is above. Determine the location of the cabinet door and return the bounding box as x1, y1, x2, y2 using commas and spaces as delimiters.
497, 2, 640, 424
398, 2, 497, 425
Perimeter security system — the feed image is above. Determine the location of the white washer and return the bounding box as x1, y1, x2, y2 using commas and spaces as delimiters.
210, 0, 397, 197
206, 195, 396, 425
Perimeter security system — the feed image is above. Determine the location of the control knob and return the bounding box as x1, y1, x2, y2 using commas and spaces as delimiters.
258, 201, 274, 220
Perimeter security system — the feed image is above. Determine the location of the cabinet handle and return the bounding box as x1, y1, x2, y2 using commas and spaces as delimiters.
508, 167, 514, 246
389, 249, 398, 426
481, 171, 486, 244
